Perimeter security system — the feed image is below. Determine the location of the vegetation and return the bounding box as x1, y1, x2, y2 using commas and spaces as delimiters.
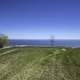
0, 34, 8, 48
0, 47, 80, 80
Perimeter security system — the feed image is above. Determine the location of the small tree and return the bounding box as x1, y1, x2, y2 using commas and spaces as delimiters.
0, 34, 8, 48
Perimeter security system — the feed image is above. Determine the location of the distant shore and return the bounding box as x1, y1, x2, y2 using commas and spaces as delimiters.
0, 45, 76, 50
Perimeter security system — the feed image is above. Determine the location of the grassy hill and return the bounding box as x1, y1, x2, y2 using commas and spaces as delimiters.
0, 47, 80, 80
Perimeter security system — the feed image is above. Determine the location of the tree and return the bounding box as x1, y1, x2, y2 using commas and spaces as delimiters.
0, 34, 8, 48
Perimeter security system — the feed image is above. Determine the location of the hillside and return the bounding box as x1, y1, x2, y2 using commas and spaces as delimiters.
0, 47, 80, 80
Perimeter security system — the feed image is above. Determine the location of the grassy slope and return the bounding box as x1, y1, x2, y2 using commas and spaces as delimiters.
0, 47, 80, 80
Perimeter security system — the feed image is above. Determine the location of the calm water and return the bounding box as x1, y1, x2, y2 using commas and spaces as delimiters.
8, 39, 80, 48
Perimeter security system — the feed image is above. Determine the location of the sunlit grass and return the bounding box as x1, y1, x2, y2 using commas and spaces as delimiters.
0, 47, 80, 80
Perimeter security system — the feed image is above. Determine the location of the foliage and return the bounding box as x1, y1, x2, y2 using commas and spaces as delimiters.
0, 34, 8, 47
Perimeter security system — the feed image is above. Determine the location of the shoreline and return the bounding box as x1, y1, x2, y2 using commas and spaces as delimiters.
1, 45, 78, 49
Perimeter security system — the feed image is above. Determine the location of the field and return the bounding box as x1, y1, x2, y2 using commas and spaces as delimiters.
0, 47, 80, 80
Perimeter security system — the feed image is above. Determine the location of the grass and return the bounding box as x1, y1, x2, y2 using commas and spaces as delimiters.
0, 47, 80, 80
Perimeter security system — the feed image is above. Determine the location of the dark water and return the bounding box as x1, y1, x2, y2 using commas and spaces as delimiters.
8, 39, 80, 48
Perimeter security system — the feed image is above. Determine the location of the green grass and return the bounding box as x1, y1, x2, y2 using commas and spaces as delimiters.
0, 47, 16, 54
0, 47, 80, 80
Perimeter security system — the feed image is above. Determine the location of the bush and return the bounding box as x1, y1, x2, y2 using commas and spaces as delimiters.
0, 34, 8, 48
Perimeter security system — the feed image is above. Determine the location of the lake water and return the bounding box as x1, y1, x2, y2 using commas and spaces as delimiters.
8, 39, 80, 48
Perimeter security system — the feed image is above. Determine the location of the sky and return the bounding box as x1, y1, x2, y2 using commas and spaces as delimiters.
0, 0, 80, 39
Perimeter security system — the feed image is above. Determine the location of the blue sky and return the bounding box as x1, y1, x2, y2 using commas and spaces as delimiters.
0, 0, 80, 39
